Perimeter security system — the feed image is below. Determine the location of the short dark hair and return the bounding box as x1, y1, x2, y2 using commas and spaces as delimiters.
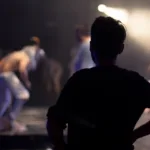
28, 40, 38, 46
76, 25, 90, 37
28, 36, 40, 46
91, 16, 126, 58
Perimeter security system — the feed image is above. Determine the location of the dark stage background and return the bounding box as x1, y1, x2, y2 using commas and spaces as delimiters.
0, 0, 97, 107
1, 1, 150, 150
0, 0, 150, 107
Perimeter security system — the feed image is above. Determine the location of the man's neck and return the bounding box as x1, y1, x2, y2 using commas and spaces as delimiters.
96, 59, 116, 67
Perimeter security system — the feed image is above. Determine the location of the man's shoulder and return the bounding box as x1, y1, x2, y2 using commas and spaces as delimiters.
71, 69, 91, 78
70, 67, 147, 84
21, 45, 37, 54
72, 67, 142, 77
2, 51, 23, 60
117, 67, 144, 80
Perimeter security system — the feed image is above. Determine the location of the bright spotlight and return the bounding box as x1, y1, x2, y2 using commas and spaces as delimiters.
105, 8, 129, 24
98, 4, 107, 12
98, 5, 129, 24
46, 148, 52, 150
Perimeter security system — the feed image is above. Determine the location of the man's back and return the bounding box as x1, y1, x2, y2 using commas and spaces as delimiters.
0, 45, 40, 73
0, 51, 29, 73
47, 17, 150, 150
65, 66, 150, 150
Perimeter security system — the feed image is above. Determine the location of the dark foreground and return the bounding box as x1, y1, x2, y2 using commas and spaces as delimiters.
0, 107, 150, 150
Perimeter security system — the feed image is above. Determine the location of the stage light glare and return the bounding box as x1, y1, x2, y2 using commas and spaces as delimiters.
98, 5, 129, 24
98, 4, 107, 12
46, 148, 52, 150
105, 8, 129, 24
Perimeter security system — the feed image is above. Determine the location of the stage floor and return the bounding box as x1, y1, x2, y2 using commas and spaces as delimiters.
1, 107, 150, 150
0, 107, 48, 135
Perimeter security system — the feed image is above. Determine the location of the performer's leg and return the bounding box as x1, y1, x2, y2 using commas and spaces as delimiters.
0, 72, 30, 132
0, 88, 12, 117
4, 97, 28, 133
0, 75, 12, 117
1, 72, 30, 120
0, 76, 12, 131
2, 72, 30, 100
9, 98, 26, 121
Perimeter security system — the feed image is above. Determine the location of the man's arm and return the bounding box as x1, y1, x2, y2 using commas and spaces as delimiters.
47, 107, 66, 150
133, 121, 150, 143
18, 59, 31, 88
47, 73, 78, 150
132, 77, 150, 143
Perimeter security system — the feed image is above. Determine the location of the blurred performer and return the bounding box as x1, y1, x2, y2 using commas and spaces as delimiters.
69, 25, 95, 76
0, 36, 45, 132
37, 57, 63, 95
49, 59, 63, 94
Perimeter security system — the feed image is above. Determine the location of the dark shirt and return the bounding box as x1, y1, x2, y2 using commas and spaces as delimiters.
47, 65, 150, 150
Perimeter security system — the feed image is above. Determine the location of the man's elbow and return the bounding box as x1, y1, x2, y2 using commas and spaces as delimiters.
46, 118, 53, 138
47, 108, 60, 135
46, 116, 65, 146
46, 108, 66, 138
19, 68, 26, 75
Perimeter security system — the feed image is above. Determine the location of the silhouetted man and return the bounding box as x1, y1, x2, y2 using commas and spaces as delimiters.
36, 57, 63, 95
47, 16, 150, 150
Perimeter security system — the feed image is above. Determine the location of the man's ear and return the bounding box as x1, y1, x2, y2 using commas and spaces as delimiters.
90, 40, 95, 53
90, 41, 92, 52
118, 44, 124, 54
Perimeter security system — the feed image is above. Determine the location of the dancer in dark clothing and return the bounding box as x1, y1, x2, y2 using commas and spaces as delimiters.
47, 16, 150, 150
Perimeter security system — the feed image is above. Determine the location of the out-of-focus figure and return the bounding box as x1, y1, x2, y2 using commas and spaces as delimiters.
69, 25, 95, 76
36, 57, 63, 96
49, 59, 63, 95
0, 36, 45, 133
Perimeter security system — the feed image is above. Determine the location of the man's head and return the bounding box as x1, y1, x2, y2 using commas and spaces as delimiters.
29, 36, 42, 54
76, 25, 90, 42
29, 36, 41, 47
22, 37, 45, 65
90, 16, 126, 64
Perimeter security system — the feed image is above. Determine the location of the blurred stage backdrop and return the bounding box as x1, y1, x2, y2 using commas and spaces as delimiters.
1, 1, 150, 149
0, 0, 150, 107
